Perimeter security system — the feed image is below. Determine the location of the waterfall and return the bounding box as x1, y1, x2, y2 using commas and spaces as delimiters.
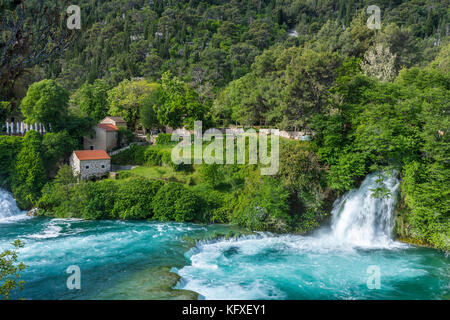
0, 188, 27, 222
327, 172, 399, 247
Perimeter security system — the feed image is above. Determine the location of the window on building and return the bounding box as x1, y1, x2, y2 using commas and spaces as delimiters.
101, 165, 105, 169
85, 165, 89, 169
90, 146, 94, 150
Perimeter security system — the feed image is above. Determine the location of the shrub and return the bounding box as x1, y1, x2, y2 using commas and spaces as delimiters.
0, 136, 22, 190
152, 183, 201, 222
81, 180, 118, 219
156, 133, 175, 145
111, 144, 146, 165
231, 176, 291, 232
11, 131, 46, 209
112, 178, 164, 219
116, 171, 134, 179
144, 148, 163, 166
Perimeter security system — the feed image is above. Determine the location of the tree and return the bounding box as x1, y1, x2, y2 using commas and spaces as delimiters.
0, 0, 76, 99
361, 44, 397, 82
20, 80, 69, 130
0, 240, 26, 300
139, 91, 160, 130
0, 102, 11, 123
72, 80, 110, 122
42, 131, 77, 175
154, 72, 206, 129
108, 79, 159, 129
11, 130, 46, 209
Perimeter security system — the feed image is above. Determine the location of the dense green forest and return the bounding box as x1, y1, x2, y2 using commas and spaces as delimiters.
0, 0, 448, 251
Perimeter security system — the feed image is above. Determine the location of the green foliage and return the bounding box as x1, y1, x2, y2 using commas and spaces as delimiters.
41, 131, 77, 175
153, 72, 207, 129
112, 178, 163, 219
72, 79, 110, 122
401, 161, 449, 251
108, 79, 159, 129
231, 176, 291, 233
140, 94, 160, 129
20, 80, 69, 130
0, 101, 11, 123
11, 131, 46, 209
39, 175, 163, 220
152, 182, 201, 222
155, 133, 175, 145
117, 127, 136, 148
199, 163, 224, 188
111, 144, 147, 165
0, 136, 22, 190
0, 240, 26, 300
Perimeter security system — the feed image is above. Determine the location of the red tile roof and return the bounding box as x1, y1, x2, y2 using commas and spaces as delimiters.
73, 150, 111, 161
97, 123, 119, 131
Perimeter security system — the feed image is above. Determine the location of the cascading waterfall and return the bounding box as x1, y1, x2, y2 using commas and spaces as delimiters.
326, 172, 400, 247
0, 188, 27, 222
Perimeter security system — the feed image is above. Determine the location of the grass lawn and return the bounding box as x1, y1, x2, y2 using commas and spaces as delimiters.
123, 164, 201, 184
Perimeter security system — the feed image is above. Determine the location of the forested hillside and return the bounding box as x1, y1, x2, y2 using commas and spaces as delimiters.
0, 0, 448, 250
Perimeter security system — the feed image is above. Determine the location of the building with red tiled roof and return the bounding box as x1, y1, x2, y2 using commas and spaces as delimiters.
70, 150, 111, 180
84, 119, 124, 152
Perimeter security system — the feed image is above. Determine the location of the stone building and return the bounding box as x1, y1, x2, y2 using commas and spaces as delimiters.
70, 150, 111, 180
100, 116, 127, 128
84, 123, 119, 152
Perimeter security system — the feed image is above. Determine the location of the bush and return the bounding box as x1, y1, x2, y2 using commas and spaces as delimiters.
11, 131, 46, 209
156, 133, 175, 145
144, 147, 193, 172
111, 144, 147, 165
152, 183, 201, 222
116, 171, 134, 179
0, 136, 22, 190
81, 180, 118, 219
231, 176, 291, 232
39, 176, 163, 220
144, 148, 163, 166
112, 178, 164, 219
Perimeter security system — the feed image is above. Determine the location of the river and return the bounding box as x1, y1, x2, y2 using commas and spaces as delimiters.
0, 173, 448, 300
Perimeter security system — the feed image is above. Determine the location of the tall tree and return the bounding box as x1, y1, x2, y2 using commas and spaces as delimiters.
20, 79, 69, 130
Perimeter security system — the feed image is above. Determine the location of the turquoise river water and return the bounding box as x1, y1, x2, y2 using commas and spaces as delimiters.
0, 174, 448, 300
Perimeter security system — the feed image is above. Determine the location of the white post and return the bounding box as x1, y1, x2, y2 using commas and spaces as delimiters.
6, 122, 9, 135
10, 122, 14, 134
20, 122, 24, 135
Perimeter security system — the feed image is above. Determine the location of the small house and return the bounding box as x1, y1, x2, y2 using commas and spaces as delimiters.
70, 150, 111, 180
84, 123, 119, 152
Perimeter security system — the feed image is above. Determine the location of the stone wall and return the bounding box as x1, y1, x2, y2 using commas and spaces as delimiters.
70, 154, 111, 179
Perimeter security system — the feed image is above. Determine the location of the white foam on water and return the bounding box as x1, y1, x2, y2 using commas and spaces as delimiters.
176, 172, 409, 299
0, 188, 30, 223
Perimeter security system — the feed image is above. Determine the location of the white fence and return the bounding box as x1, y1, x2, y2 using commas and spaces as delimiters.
3, 121, 47, 135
